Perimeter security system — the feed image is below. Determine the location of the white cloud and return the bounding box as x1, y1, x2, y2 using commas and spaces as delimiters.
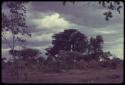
104, 44, 123, 59
94, 30, 117, 35
33, 13, 71, 29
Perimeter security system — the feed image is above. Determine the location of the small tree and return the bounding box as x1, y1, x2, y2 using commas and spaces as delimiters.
101, 51, 112, 60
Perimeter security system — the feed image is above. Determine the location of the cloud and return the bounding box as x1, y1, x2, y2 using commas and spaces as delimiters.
93, 30, 117, 35
32, 13, 70, 29
30, 2, 123, 28
104, 44, 123, 59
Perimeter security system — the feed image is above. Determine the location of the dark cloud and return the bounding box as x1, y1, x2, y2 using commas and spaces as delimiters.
30, 2, 123, 28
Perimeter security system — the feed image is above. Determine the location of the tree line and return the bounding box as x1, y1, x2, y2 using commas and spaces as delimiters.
7, 29, 121, 72
46, 29, 104, 61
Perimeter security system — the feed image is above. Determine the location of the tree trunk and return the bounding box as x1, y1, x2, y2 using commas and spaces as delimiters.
12, 34, 19, 82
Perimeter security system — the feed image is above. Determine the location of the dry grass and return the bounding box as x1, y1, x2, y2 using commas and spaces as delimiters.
2, 62, 123, 84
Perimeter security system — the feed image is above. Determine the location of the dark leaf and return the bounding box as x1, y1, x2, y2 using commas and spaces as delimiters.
117, 6, 122, 14
103, 12, 107, 15
28, 33, 31, 37
105, 17, 109, 21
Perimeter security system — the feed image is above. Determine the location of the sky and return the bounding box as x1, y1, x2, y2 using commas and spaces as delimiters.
2, 1, 124, 61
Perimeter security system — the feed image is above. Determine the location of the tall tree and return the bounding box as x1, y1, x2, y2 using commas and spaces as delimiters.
2, 1, 31, 81
71, 31, 88, 53
89, 35, 104, 60
2, 1, 31, 59
46, 29, 88, 56
95, 35, 104, 54
88, 37, 95, 55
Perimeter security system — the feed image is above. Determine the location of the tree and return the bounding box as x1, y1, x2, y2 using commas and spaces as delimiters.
46, 29, 88, 56
9, 48, 41, 60
88, 37, 96, 55
89, 35, 104, 60
45, 29, 88, 71
101, 51, 112, 60
95, 35, 104, 54
2, 2, 31, 81
2, 1, 31, 60
71, 31, 88, 53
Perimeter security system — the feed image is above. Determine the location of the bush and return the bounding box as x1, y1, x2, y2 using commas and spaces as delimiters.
9, 48, 41, 60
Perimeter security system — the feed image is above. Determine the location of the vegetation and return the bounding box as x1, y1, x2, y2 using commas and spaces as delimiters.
46, 29, 104, 63
2, 1, 123, 83
5, 28, 122, 72
46, 29, 88, 56
9, 48, 42, 60
2, 2, 31, 81
2, 2, 31, 59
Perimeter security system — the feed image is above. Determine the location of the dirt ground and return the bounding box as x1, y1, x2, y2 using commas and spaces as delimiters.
2, 66, 123, 84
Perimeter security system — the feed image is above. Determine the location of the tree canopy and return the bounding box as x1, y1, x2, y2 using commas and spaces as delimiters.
2, 2, 31, 57
46, 29, 104, 60
46, 29, 88, 56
